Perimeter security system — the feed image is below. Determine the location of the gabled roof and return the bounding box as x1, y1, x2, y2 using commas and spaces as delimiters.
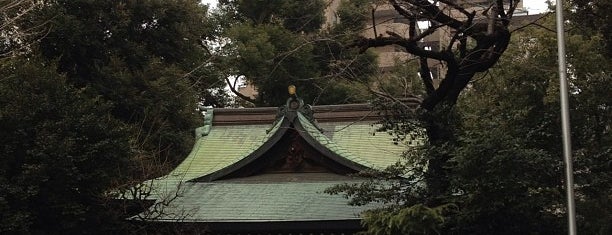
164, 102, 422, 184
141, 96, 424, 227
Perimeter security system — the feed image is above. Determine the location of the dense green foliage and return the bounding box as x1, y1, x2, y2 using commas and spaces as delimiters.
219, 0, 326, 33
35, 0, 218, 165
569, 0, 612, 57
448, 17, 611, 233
331, 12, 611, 234
1, 0, 609, 234
1, 0, 221, 233
446, 9, 612, 234
0, 57, 131, 234
215, 0, 376, 106
360, 204, 454, 235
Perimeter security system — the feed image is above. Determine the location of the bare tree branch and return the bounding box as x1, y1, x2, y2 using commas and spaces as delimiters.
225, 76, 257, 104
350, 0, 520, 110
0, 0, 49, 59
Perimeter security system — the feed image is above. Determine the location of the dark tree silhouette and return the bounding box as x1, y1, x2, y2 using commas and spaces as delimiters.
353, 0, 521, 110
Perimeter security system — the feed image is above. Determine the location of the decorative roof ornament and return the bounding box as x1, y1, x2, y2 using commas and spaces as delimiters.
269, 85, 323, 133
195, 107, 214, 138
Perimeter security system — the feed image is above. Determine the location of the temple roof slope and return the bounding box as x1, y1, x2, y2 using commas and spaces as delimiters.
164, 103, 421, 184
141, 94, 424, 229
151, 173, 381, 223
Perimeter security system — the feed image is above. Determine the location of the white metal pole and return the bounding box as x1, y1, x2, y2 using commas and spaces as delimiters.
554, 1, 577, 234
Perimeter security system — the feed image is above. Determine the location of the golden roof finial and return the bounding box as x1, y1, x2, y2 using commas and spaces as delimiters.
288, 85, 296, 95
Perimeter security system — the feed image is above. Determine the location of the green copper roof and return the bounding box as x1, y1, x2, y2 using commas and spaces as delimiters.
147, 110, 423, 193
324, 122, 423, 170
166, 119, 283, 182
139, 102, 425, 224
143, 174, 382, 222
297, 113, 377, 170
299, 112, 423, 171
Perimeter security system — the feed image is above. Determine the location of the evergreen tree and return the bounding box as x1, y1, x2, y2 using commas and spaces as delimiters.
1, 1, 226, 232
0, 56, 132, 234
215, 0, 376, 106
449, 15, 611, 233
331, 12, 611, 234
33, 0, 221, 165
569, 0, 612, 57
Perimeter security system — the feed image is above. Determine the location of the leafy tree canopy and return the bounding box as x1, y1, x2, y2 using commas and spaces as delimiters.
0, 56, 132, 234
219, 0, 326, 33
569, 0, 612, 57
1, 1, 227, 232
214, 0, 376, 107
331, 11, 611, 234
32, 0, 222, 165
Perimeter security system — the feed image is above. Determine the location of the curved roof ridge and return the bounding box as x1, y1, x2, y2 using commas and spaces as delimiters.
184, 110, 391, 182
295, 113, 383, 171
167, 117, 287, 182
187, 117, 290, 182
160, 95, 410, 184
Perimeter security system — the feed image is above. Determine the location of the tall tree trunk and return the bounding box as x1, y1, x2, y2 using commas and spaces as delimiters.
421, 103, 459, 201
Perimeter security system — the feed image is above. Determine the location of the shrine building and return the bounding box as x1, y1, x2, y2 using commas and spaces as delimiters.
136, 87, 423, 234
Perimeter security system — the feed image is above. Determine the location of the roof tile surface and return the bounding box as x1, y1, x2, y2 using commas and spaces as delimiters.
144, 105, 424, 222
152, 180, 381, 222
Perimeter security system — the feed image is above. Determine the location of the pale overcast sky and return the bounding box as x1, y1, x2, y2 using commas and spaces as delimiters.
201, 1, 552, 14
524, 1, 551, 14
